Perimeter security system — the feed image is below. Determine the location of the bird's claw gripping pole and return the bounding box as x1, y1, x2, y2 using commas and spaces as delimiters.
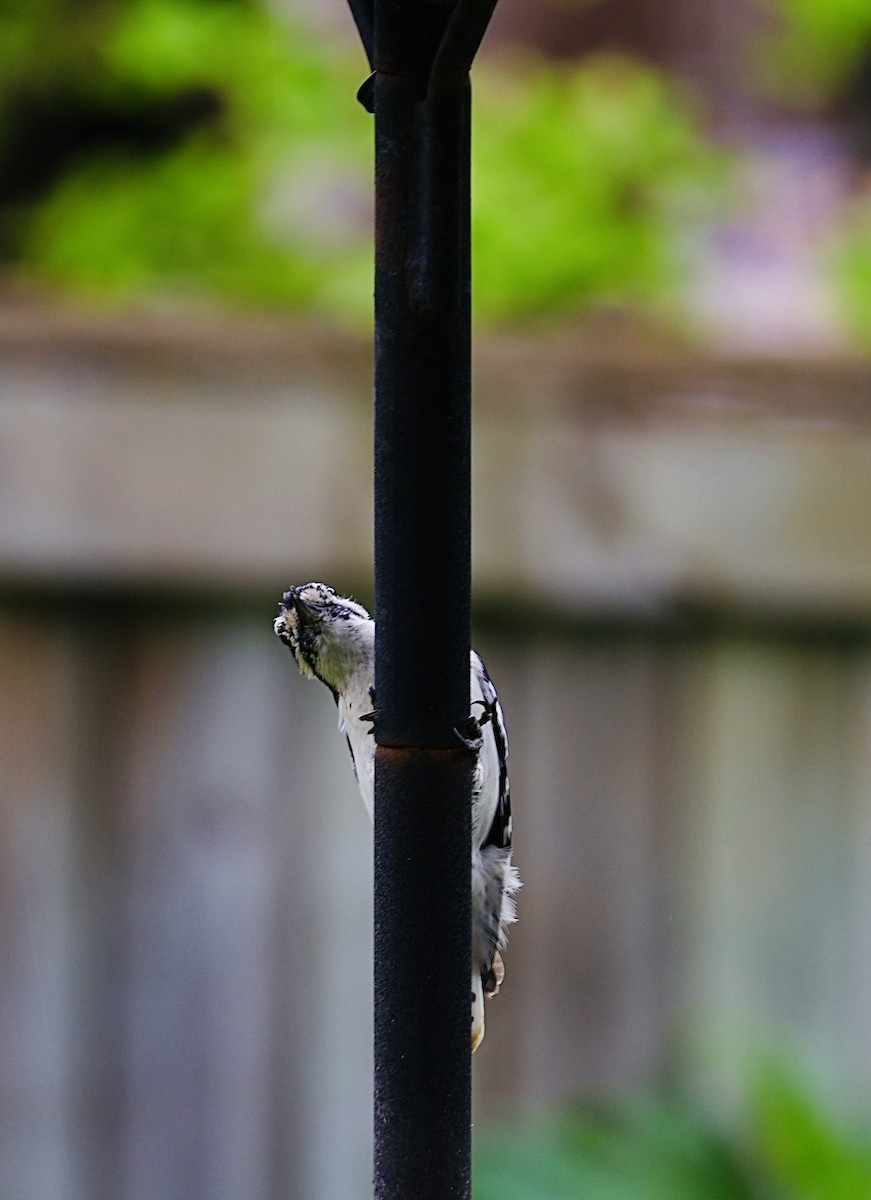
342, 1, 499, 1197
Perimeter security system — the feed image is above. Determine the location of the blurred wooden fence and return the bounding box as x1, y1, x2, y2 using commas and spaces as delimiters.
2, 306, 871, 1200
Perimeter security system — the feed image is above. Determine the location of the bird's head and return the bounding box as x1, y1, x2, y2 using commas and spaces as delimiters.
274, 583, 373, 696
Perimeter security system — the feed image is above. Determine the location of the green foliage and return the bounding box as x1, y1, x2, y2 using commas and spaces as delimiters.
474, 1100, 760, 1200
6, 0, 371, 310
474, 1063, 871, 1200
472, 54, 723, 325
836, 207, 871, 349
0, 0, 723, 327
746, 1061, 871, 1199
757, 0, 871, 105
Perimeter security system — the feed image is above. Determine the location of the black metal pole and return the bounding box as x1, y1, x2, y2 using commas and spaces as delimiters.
373, 49, 473, 1200
339, 1, 498, 1197
373, 87, 473, 1200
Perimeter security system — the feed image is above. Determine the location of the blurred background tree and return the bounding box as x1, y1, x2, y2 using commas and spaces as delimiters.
3, 0, 870, 338
0, 0, 372, 311
0, 0, 723, 328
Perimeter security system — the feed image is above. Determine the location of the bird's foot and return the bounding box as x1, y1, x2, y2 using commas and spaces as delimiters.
454, 715, 484, 752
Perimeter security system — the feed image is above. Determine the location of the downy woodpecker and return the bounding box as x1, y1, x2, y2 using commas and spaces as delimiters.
274, 582, 520, 1052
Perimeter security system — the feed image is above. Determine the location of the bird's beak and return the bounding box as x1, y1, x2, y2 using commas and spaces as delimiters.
287, 590, 318, 626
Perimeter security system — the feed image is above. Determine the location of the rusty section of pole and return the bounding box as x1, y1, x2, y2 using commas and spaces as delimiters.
343, 2, 500, 1197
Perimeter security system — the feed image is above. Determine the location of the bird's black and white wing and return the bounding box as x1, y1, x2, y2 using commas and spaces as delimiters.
469, 652, 520, 1051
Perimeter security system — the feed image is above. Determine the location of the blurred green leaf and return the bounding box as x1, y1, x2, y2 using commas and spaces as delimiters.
747, 1061, 871, 1200
836, 205, 871, 348
756, 0, 871, 105
475, 1098, 760, 1200
472, 53, 724, 325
